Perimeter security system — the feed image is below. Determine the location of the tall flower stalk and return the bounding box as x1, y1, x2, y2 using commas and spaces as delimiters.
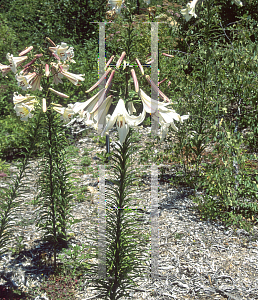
79, 4, 189, 298
86, 128, 150, 299
0, 38, 83, 270
36, 99, 74, 269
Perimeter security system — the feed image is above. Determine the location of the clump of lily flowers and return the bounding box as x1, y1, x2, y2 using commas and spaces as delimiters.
0, 38, 189, 144
63, 51, 189, 144
0, 37, 85, 121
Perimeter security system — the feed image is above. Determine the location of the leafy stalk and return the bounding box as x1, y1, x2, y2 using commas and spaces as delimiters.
36, 105, 75, 270
86, 128, 149, 299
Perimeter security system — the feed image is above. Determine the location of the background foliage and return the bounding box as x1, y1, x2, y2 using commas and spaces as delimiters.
0, 0, 257, 235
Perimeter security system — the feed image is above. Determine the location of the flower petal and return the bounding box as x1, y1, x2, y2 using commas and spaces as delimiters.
60, 70, 85, 86
6, 53, 28, 74
0, 63, 11, 77
13, 92, 35, 104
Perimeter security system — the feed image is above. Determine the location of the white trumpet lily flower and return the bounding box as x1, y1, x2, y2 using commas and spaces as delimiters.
127, 101, 136, 115
139, 88, 170, 114
181, 0, 199, 21
52, 104, 76, 123
0, 63, 11, 77
59, 68, 85, 86
49, 42, 75, 62
6, 53, 28, 74
101, 98, 146, 144
233, 0, 243, 6
90, 95, 114, 133
13, 92, 36, 105
139, 88, 189, 140
15, 72, 37, 90
73, 88, 107, 115
14, 101, 36, 121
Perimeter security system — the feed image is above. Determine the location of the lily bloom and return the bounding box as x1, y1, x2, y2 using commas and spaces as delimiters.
15, 72, 37, 90
101, 98, 146, 144
88, 95, 114, 133
50, 62, 69, 84
6, 53, 28, 74
49, 42, 75, 62
13, 92, 36, 105
108, 0, 123, 13
30, 74, 42, 91
233, 0, 243, 6
14, 100, 36, 121
62, 89, 111, 130
59, 67, 85, 86
139, 88, 189, 140
52, 103, 76, 123
181, 0, 199, 21
0, 63, 12, 77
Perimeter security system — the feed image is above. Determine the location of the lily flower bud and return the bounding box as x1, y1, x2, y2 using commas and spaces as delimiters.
45, 37, 56, 47
145, 75, 170, 102
116, 51, 126, 69
135, 58, 144, 75
86, 68, 112, 93
49, 87, 69, 98
52, 52, 60, 60
19, 46, 33, 57
34, 53, 43, 59
106, 55, 115, 69
105, 69, 115, 89
45, 64, 50, 77
131, 69, 139, 93
42, 98, 47, 112
162, 53, 174, 58
22, 58, 36, 69
159, 77, 167, 85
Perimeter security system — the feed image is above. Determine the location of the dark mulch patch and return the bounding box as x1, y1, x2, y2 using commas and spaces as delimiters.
0, 285, 30, 300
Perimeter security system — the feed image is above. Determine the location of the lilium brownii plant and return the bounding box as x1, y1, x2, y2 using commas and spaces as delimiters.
0, 37, 85, 270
